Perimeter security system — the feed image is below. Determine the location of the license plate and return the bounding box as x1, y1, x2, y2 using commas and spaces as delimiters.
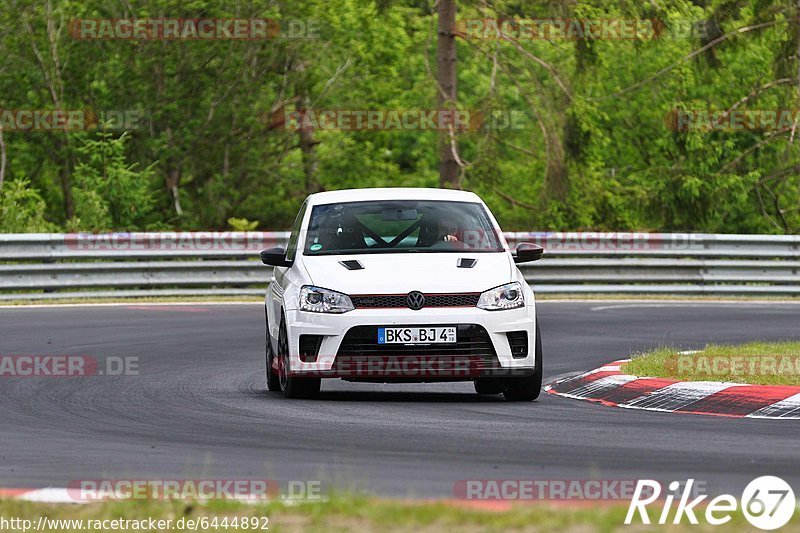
378, 327, 456, 344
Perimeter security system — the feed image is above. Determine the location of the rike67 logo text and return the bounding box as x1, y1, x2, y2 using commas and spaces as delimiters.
626, 477, 795, 530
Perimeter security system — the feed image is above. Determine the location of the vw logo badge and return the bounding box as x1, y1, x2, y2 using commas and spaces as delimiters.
406, 291, 426, 310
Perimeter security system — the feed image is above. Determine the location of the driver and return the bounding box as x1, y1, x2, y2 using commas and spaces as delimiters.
436, 215, 460, 242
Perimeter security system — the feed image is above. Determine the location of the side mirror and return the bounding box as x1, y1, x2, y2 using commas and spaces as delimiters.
513, 242, 544, 263
260, 247, 293, 267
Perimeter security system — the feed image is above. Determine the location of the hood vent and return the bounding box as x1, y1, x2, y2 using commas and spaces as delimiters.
457, 258, 477, 268
339, 260, 364, 270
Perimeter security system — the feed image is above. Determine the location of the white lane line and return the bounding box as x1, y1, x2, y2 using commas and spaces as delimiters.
591, 303, 736, 311
747, 392, 800, 419
542, 298, 800, 305
0, 301, 261, 309
594, 365, 622, 372
581, 359, 630, 375
589, 301, 800, 311
592, 304, 695, 311
545, 360, 632, 391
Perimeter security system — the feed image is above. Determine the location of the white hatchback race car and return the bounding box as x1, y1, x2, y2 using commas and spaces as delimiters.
261, 188, 544, 400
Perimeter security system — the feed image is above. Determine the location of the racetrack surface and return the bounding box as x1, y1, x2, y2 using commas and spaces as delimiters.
1, 301, 799, 498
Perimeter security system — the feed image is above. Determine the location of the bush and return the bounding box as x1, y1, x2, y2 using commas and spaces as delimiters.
0, 179, 56, 233
70, 132, 156, 231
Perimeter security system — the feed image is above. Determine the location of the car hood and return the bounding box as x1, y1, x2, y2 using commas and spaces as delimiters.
300, 252, 515, 295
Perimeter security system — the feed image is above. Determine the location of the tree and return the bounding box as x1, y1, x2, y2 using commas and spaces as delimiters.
437, 0, 460, 188
0, 126, 6, 190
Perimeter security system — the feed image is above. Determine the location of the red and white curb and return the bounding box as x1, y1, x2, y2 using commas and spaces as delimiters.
0, 488, 78, 503
0, 488, 277, 504
545, 360, 800, 419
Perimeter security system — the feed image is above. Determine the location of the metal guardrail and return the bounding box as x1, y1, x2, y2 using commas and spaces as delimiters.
1, 232, 799, 300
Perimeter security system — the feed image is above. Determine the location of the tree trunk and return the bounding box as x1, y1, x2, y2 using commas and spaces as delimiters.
57, 136, 74, 219
163, 125, 183, 216
297, 91, 320, 194
23, 0, 73, 218
437, 0, 459, 189
797, 0, 800, 106
167, 167, 182, 216
0, 126, 6, 190
292, 55, 320, 194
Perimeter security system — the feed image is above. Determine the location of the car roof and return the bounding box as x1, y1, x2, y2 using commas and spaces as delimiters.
306, 188, 483, 206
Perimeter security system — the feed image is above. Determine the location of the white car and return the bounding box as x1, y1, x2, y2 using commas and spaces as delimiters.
261, 188, 544, 400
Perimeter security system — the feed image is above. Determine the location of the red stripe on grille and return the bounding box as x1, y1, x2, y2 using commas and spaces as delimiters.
351, 292, 481, 308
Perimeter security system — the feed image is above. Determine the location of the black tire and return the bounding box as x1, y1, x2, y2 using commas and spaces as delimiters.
503, 320, 543, 402
474, 378, 504, 395
276, 315, 321, 399
265, 309, 281, 392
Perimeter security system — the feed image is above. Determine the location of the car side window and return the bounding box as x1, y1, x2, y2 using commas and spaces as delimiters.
286, 201, 308, 261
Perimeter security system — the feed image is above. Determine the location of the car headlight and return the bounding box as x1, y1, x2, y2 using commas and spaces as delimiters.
299, 285, 354, 313
477, 282, 524, 311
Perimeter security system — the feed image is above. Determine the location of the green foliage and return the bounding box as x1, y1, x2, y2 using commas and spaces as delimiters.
70, 133, 156, 231
227, 217, 260, 231
623, 341, 800, 386
1, 0, 799, 233
0, 179, 56, 232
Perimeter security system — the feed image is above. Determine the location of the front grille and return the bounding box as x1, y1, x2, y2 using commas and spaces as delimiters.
351, 292, 480, 309
507, 331, 528, 359
299, 334, 323, 362
336, 324, 496, 359
329, 325, 535, 380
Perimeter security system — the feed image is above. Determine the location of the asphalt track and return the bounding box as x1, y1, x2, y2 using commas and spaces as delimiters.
1, 301, 799, 498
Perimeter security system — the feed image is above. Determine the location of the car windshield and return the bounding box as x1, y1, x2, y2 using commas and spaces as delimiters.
303, 200, 504, 255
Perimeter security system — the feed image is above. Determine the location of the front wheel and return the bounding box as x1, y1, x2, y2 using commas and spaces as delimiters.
276, 315, 320, 399
265, 310, 281, 392
503, 320, 543, 402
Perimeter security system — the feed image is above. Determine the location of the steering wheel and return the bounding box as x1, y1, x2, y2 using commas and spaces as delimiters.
430, 240, 470, 251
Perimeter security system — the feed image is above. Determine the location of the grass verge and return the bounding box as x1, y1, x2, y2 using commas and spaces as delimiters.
622, 341, 800, 386
1, 495, 794, 532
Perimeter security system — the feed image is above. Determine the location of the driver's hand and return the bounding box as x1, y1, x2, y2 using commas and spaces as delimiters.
443, 234, 458, 242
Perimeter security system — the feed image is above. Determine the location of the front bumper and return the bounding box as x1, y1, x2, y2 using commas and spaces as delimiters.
283, 305, 537, 380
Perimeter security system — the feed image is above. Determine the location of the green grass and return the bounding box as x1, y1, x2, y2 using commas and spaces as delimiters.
622, 341, 800, 386
2, 494, 795, 532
